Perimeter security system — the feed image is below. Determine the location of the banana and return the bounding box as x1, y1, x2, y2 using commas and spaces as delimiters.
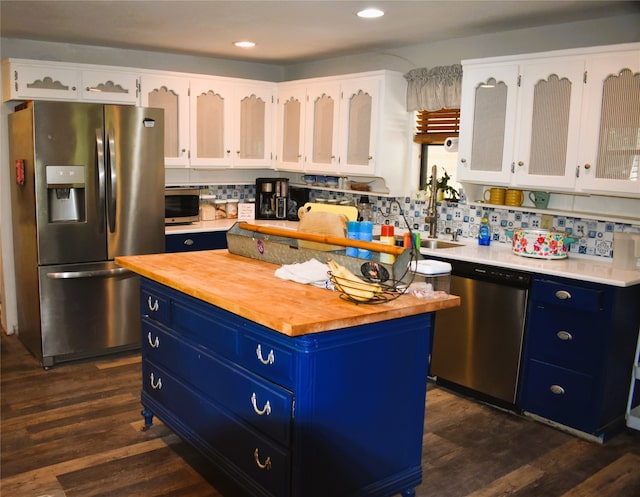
327, 259, 381, 301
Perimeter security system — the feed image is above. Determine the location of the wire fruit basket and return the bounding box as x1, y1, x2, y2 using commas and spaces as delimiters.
328, 272, 405, 304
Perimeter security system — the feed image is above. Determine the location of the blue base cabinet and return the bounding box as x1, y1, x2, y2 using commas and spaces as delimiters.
519, 275, 640, 440
165, 230, 227, 252
139, 277, 433, 497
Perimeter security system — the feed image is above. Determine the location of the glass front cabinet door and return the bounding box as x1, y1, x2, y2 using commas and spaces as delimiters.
511, 58, 585, 191
457, 64, 519, 185
276, 84, 307, 171
577, 51, 640, 197
337, 78, 379, 176
140, 74, 190, 168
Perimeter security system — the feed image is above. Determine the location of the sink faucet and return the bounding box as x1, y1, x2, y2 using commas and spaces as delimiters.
425, 164, 438, 239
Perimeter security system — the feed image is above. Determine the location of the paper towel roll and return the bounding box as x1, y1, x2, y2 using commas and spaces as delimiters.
444, 137, 459, 152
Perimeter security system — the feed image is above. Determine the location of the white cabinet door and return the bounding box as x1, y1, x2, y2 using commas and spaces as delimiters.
275, 84, 307, 171
80, 70, 139, 104
303, 82, 341, 173
140, 74, 190, 168
457, 64, 519, 186
511, 58, 585, 191
5, 61, 79, 101
337, 78, 380, 176
577, 51, 640, 197
230, 82, 274, 168
189, 77, 233, 168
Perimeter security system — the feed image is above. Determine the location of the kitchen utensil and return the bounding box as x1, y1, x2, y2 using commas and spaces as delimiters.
505, 228, 576, 259
483, 187, 506, 205
505, 189, 524, 206
529, 191, 551, 209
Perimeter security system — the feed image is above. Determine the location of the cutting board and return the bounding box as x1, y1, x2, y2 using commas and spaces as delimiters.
301, 202, 359, 221
297, 209, 348, 251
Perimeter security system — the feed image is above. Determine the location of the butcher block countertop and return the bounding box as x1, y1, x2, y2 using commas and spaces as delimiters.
116, 250, 460, 337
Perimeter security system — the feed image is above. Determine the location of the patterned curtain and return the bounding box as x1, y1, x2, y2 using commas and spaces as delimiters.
404, 64, 463, 112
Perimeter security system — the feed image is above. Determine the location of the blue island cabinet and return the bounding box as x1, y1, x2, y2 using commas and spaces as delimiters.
139, 277, 433, 497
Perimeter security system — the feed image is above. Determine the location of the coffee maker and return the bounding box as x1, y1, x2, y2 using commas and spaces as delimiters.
256, 178, 289, 220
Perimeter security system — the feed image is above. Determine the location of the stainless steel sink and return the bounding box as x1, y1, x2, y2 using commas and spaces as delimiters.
420, 239, 463, 249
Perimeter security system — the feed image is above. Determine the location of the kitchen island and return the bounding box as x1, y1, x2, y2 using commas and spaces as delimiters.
116, 250, 459, 497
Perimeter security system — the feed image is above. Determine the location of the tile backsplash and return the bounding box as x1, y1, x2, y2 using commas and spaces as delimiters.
200, 185, 640, 260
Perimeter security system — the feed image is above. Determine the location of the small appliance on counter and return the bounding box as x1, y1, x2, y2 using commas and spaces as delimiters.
165, 187, 201, 224
255, 178, 289, 220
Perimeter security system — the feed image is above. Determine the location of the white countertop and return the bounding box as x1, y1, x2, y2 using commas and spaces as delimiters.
165, 220, 640, 287
419, 240, 640, 287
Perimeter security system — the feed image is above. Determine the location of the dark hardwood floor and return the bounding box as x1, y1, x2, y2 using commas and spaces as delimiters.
2, 331, 640, 497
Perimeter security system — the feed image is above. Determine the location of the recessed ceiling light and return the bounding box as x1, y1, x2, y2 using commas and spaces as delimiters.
234, 41, 256, 49
357, 8, 384, 19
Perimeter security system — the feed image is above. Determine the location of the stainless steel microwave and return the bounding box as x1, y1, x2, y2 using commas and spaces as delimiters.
164, 188, 200, 224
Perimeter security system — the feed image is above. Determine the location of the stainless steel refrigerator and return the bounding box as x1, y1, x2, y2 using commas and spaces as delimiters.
8, 101, 165, 367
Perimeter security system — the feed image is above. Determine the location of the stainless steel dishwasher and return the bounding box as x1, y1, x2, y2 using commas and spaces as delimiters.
430, 259, 531, 409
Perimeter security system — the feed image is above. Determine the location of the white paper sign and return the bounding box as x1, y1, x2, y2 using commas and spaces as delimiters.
238, 202, 255, 221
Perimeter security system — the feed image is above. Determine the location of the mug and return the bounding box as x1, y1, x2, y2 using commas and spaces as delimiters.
483, 187, 506, 205
505, 189, 524, 206
529, 191, 551, 209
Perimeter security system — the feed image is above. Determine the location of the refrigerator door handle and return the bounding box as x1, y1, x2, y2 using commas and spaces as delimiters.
96, 129, 106, 233
106, 128, 117, 233
46, 267, 132, 279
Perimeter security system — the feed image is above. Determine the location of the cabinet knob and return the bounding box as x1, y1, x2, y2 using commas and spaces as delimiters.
554, 290, 572, 300
556, 330, 573, 341
517, 161, 524, 167
550, 384, 565, 395
460, 158, 467, 164
584, 163, 591, 170
183, 238, 194, 246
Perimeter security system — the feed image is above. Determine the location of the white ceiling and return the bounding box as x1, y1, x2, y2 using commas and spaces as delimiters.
1, 1, 638, 64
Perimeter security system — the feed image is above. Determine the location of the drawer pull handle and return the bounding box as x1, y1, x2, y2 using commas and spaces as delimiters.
256, 344, 275, 365
150, 373, 162, 390
253, 448, 272, 470
147, 332, 160, 348
554, 290, 571, 300
550, 384, 565, 395
556, 331, 573, 341
251, 393, 272, 416
147, 296, 159, 312
183, 238, 194, 246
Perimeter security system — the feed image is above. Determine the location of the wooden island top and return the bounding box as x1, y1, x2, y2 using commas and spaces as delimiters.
116, 250, 460, 336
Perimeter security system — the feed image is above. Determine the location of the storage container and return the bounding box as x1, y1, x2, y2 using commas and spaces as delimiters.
409, 259, 452, 294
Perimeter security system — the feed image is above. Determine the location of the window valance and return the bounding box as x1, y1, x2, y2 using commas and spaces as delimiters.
404, 64, 463, 112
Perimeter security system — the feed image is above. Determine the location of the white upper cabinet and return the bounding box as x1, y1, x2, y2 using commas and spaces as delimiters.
457, 63, 519, 185
275, 71, 412, 195
303, 82, 342, 173
80, 70, 139, 104
577, 50, 640, 196
140, 74, 191, 168
230, 82, 274, 168
337, 77, 380, 176
189, 78, 274, 168
458, 43, 640, 198
512, 58, 585, 190
275, 84, 307, 171
4, 61, 79, 100
2, 59, 139, 104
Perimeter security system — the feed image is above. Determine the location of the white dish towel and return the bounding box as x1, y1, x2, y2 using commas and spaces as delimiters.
274, 258, 330, 286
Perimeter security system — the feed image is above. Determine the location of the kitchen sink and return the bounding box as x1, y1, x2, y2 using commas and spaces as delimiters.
420, 239, 463, 249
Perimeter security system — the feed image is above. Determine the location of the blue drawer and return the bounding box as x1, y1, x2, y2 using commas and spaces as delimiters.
521, 359, 597, 433
143, 323, 293, 445
531, 279, 604, 311
142, 362, 290, 497
526, 305, 604, 374
141, 287, 170, 325
238, 332, 296, 389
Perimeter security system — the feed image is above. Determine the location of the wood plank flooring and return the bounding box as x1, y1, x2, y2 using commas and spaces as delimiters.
2, 331, 640, 497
